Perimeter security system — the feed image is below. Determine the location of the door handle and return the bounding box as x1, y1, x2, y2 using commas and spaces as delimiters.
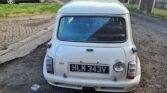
86, 49, 94, 52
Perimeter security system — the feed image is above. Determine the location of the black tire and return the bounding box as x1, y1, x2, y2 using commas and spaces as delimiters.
6, 0, 15, 4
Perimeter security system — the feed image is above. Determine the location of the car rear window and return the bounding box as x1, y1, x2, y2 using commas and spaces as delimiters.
58, 16, 126, 43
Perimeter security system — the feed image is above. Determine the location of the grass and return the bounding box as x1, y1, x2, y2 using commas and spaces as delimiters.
0, 3, 62, 17
152, 8, 167, 18
126, 4, 167, 19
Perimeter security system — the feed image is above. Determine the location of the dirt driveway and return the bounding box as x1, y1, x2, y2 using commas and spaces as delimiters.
0, 14, 167, 93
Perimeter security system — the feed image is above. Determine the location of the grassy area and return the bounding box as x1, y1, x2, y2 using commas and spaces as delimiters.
127, 4, 167, 19
0, 3, 62, 17
152, 8, 167, 18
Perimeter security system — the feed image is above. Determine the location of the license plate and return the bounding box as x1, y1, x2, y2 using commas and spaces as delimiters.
70, 64, 109, 74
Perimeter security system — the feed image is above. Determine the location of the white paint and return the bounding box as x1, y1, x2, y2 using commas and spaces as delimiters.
58, 0, 129, 14
43, 0, 141, 92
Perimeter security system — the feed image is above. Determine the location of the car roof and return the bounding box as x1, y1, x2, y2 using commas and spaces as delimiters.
58, 0, 129, 15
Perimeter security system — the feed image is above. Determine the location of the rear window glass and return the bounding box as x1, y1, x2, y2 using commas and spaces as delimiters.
58, 16, 126, 43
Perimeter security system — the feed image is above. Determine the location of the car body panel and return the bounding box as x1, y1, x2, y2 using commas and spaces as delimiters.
43, 0, 141, 92
43, 56, 141, 92
55, 45, 126, 80
58, 0, 129, 14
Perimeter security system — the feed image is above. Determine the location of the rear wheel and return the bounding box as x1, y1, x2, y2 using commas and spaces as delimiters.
7, 0, 15, 4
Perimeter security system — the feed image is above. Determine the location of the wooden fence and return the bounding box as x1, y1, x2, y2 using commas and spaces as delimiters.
155, 0, 167, 9
127, 0, 167, 13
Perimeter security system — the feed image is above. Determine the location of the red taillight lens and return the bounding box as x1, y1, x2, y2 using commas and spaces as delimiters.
127, 61, 136, 79
46, 56, 54, 74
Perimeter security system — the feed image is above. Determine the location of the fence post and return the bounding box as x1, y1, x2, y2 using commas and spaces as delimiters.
151, 0, 156, 13
139, 0, 142, 9
128, 0, 130, 4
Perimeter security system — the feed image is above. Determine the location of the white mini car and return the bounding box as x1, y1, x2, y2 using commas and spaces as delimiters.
43, 0, 141, 92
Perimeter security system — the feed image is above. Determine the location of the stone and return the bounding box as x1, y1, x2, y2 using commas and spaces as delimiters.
155, 84, 161, 89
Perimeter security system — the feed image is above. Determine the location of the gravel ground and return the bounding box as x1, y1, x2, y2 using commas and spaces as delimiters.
0, 14, 167, 93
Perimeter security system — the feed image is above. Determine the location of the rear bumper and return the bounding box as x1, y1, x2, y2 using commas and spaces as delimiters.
44, 72, 140, 92
43, 56, 141, 92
